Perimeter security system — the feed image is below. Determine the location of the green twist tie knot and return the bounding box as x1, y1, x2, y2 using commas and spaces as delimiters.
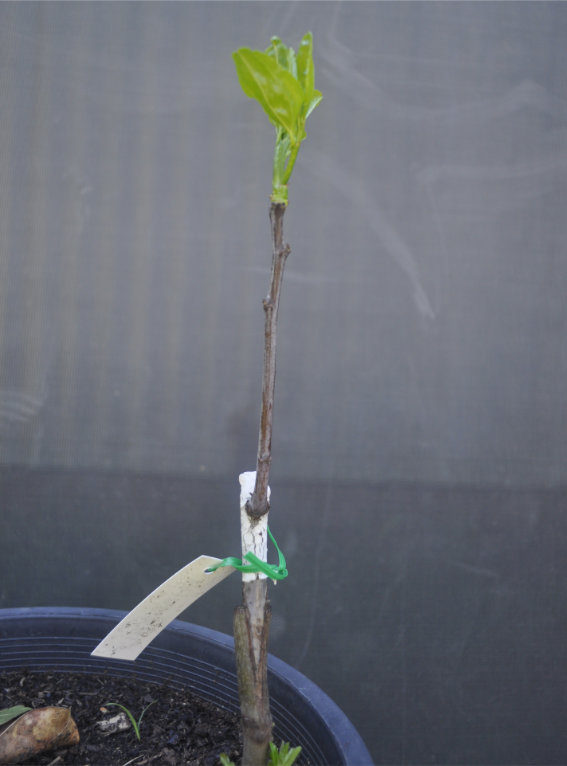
207, 526, 288, 582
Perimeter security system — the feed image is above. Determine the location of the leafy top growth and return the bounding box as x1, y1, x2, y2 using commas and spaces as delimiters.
233, 32, 322, 204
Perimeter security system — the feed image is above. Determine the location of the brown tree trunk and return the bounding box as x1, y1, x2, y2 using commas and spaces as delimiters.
234, 581, 272, 765
235, 202, 289, 765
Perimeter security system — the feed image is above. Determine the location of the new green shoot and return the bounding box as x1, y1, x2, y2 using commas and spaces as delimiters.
103, 701, 155, 741
233, 33, 322, 205
219, 740, 302, 766
268, 741, 302, 766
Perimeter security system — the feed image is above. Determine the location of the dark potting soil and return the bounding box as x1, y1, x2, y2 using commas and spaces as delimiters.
0, 670, 242, 765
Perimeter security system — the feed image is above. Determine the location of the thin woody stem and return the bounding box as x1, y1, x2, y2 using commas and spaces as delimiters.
235, 202, 290, 765
247, 202, 290, 518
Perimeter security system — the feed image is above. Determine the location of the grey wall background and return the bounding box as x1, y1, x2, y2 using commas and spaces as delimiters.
1, 3, 567, 764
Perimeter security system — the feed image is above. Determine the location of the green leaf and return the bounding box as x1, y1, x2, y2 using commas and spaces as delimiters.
232, 48, 304, 143
0, 705, 32, 726
137, 700, 155, 729
305, 89, 323, 120
265, 36, 297, 79
219, 755, 235, 766
296, 32, 315, 107
268, 740, 302, 766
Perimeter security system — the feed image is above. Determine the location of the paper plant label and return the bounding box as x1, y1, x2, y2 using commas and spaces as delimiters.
91, 556, 234, 661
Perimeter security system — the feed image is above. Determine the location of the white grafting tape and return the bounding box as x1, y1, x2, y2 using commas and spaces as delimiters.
239, 471, 270, 582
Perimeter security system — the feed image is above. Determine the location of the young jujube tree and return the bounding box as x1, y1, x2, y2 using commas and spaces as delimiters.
221, 31, 323, 766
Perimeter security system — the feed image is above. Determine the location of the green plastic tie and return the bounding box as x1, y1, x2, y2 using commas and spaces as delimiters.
206, 526, 288, 582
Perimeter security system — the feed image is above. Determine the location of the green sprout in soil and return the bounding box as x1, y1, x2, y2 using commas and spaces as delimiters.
219, 741, 302, 766
267, 741, 302, 766
103, 701, 155, 741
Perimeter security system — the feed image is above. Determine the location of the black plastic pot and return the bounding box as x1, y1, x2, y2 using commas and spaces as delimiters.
0, 607, 372, 765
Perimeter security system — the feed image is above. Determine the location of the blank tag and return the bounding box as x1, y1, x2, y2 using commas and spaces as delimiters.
91, 556, 234, 661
